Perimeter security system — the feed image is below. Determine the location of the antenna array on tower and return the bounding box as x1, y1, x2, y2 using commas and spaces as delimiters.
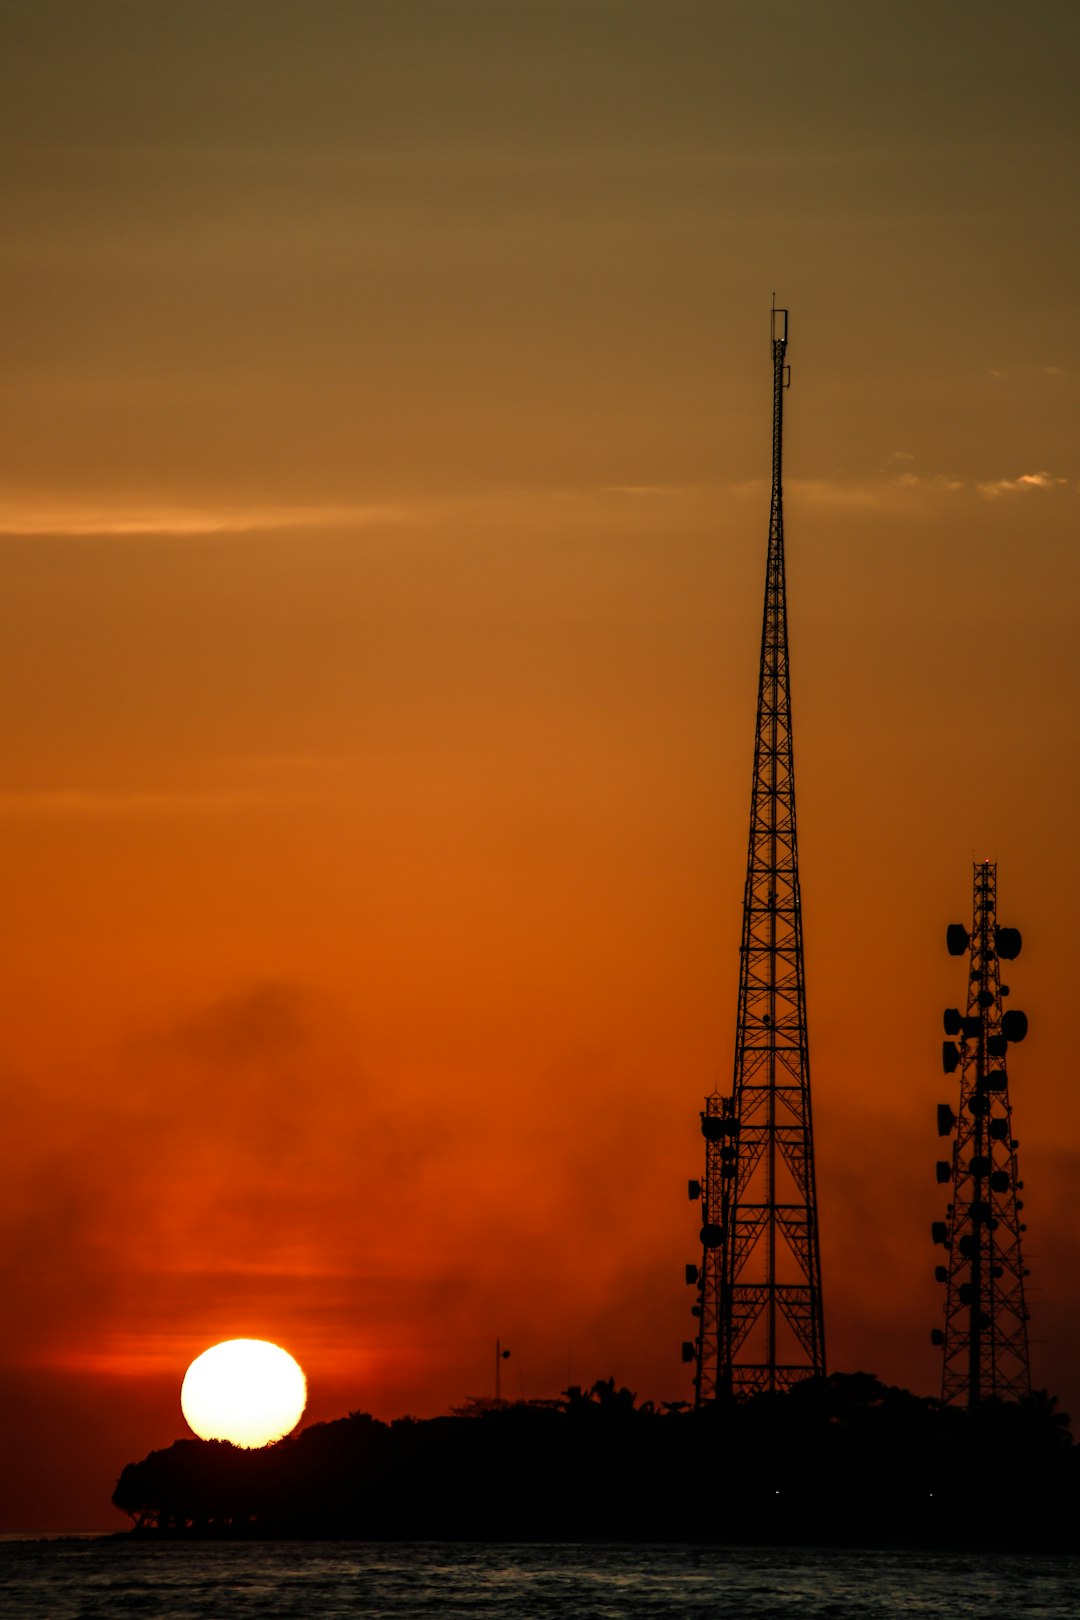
933, 861, 1033, 1406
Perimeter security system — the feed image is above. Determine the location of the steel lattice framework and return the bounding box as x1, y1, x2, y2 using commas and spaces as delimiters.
686, 308, 826, 1401
933, 861, 1032, 1406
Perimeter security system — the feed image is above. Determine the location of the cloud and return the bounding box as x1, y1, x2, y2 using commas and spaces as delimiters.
746, 464, 1071, 512
0, 500, 406, 538
788, 477, 894, 511
975, 470, 1069, 500
0, 788, 253, 818
785, 472, 964, 512
0, 758, 353, 821
601, 484, 687, 499
986, 365, 1065, 380
893, 472, 964, 494
164, 982, 314, 1068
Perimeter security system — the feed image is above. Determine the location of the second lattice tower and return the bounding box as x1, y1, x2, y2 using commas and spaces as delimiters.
933, 860, 1032, 1406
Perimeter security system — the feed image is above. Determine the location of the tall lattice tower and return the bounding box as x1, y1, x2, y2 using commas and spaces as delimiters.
683, 308, 826, 1401
932, 860, 1032, 1405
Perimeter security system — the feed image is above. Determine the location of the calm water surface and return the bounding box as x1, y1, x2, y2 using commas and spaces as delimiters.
2, 1539, 1079, 1619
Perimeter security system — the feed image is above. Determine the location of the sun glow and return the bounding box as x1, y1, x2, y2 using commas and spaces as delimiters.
180, 1339, 307, 1448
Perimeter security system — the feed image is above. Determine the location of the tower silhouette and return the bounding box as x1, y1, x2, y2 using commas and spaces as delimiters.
933, 860, 1032, 1405
684, 308, 826, 1400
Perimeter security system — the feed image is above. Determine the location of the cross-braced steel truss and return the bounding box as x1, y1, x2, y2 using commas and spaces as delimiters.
685, 309, 826, 1402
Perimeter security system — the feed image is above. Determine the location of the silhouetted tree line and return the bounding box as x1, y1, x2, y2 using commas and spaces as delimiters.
112, 1373, 1079, 1547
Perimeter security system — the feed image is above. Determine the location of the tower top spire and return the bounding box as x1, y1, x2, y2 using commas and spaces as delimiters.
769, 305, 790, 549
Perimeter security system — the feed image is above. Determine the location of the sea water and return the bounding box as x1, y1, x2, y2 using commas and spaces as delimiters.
2, 1539, 1079, 1619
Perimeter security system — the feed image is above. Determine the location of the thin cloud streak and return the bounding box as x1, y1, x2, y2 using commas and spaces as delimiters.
0, 789, 257, 818
0, 759, 365, 820
986, 365, 1065, 380
601, 484, 690, 499
0, 474, 1070, 544
0, 501, 407, 538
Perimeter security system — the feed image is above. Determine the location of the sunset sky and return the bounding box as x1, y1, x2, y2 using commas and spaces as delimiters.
2, 1, 1079, 1529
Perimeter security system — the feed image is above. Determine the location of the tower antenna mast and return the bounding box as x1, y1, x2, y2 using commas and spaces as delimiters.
684, 306, 826, 1399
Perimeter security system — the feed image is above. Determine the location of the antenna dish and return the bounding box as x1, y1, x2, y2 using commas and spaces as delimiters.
1003, 1009, 1028, 1043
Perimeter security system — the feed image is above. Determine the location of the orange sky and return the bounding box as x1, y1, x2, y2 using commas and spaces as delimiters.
2, 2, 1079, 1528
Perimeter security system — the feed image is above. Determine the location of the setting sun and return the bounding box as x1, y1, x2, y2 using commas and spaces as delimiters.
180, 1339, 307, 1448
